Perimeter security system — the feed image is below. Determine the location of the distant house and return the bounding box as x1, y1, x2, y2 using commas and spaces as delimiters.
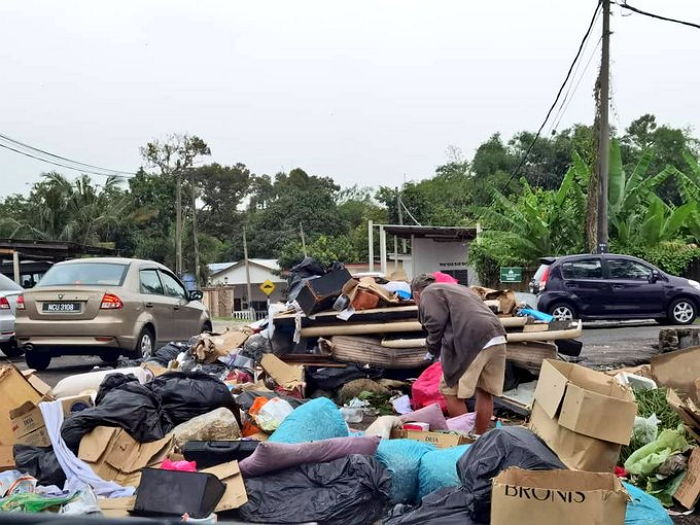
207, 258, 286, 313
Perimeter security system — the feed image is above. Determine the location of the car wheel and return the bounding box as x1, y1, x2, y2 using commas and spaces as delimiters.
0, 341, 24, 358
25, 350, 51, 371
135, 327, 155, 359
99, 350, 121, 363
201, 321, 212, 334
549, 302, 576, 321
669, 298, 697, 325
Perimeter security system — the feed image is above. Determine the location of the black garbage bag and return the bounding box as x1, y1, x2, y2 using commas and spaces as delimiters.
383, 426, 565, 525
307, 364, 384, 392
286, 257, 326, 301
145, 372, 235, 426
13, 445, 66, 488
236, 391, 305, 412
457, 426, 565, 523
239, 334, 273, 364
147, 343, 186, 367
62, 374, 170, 451
237, 454, 391, 525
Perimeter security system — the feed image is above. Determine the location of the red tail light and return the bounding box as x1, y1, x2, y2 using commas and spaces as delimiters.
539, 267, 550, 291
15, 295, 24, 310
0, 297, 9, 310
100, 293, 123, 310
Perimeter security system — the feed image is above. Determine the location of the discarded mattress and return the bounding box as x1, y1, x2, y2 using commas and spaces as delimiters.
321, 336, 427, 369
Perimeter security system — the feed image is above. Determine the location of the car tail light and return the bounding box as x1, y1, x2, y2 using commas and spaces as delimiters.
15, 295, 24, 310
100, 293, 123, 310
539, 266, 550, 291
0, 297, 9, 310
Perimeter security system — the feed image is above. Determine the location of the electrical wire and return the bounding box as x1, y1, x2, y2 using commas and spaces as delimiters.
616, 1, 700, 30
0, 132, 136, 177
0, 140, 133, 179
504, 0, 602, 189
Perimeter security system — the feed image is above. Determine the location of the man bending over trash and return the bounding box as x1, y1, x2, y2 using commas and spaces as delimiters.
411, 274, 506, 435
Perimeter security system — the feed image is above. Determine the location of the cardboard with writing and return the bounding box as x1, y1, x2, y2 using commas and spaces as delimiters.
390, 428, 472, 448
0, 365, 48, 445
529, 402, 622, 472
78, 426, 174, 487
535, 360, 636, 445
491, 467, 628, 525
652, 346, 700, 402
10, 394, 93, 444
201, 460, 248, 511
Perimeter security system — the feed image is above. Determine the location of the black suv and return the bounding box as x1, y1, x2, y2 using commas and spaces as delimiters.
532, 253, 700, 325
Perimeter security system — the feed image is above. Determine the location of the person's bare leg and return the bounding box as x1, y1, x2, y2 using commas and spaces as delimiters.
474, 387, 494, 434
444, 394, 468, 418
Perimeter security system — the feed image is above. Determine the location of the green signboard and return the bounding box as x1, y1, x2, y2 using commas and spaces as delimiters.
500, 266, 523, 283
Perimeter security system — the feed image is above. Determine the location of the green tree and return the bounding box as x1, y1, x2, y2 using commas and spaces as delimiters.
278, 235, 358, 269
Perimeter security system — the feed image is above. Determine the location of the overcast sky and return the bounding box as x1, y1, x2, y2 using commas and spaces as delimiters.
1, 0, 699, 197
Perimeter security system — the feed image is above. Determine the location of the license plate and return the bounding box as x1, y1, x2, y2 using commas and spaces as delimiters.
43, 302, 81, 313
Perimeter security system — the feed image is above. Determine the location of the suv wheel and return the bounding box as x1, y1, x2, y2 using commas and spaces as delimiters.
0, 340, 24, 358
550, 302, 576, 321
669, 298, 697, 325
25, 350, 51, 371
135, 327, 155, 359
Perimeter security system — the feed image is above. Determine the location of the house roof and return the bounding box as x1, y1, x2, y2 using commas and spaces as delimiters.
208, 258, 280, 276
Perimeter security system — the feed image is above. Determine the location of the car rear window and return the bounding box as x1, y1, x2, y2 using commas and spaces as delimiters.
561, 258, 602, 279
37, 263, 128, 287
0, 273, 22, 292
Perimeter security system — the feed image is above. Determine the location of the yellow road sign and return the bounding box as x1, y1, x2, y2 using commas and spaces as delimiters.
259, 279, 276, 296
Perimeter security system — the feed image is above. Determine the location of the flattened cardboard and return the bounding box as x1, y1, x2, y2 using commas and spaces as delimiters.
535, 360, 636, 445
99, 497, 135, 518
390, 428, 473, 448
21, 370, 53, 398
0, 445, 15, 472
652, 346, 700, 402
260, 354, 304, 390
491, 467, 628, 525
667, 389, 700, 442
201, 460, 248, 511
18, 426, 51, 447
192, 329, 251, 364
529, 402, 622, 472
675, 447, 700, 509
0, 365, 46, 445
79, 426, 174, 486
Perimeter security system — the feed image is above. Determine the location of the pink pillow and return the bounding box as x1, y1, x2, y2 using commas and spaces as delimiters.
239, 435, 381, 477
399, 402, 448, 430
433, 272, 459, 284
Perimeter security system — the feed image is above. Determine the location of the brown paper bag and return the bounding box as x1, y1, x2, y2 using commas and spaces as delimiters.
491, 467, 628, 525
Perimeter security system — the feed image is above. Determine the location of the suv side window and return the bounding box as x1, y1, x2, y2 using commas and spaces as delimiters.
159, 271, 188, 300
561, 258, 603, 279
139, 269, 164, 295
607, 258, 652, 280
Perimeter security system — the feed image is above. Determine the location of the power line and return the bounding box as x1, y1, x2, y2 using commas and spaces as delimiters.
0, 132, 137, 177
616, 1, 700, 30
504, 0, 602, 189
0, 140, 134, 179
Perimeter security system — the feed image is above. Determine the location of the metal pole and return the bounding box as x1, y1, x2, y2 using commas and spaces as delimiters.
596, 0, 611, 253
379, 225, 387, 276
12, 251, 20, 284
243, 226, 255, 319
397, 186, 406, 252
367, 220, 374, 272
175, 171, 183, 275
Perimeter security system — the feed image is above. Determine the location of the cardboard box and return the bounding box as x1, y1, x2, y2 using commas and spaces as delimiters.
0, 365, 49, 445
529, 402, 622, 472
99, 497, 135, 518
675, 447, 700, 509
0, 445, 15, 472
652, 347, 700, 402
390, 428, 472, 448
201, 460, 248, 511
78, 426, 174, 487
667, 389, 700, 442
10, 394, 93, 444
534, 360, 636, 445
491, 467, 628, 525
260, 354, 305, 391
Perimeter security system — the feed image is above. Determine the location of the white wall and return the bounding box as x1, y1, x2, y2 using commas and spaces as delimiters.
411, 238, 479, 285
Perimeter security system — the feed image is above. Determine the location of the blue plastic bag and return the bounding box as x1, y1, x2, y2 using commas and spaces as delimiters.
624, 483, 673, 525
376, 439, 436, 504
268, 398, 348, 443
417, 445, 471, 499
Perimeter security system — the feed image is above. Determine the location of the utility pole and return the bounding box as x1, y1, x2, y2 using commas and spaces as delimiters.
596, 0, 611, 253
191, 170, 200, 285
396, 186, 406, 252
175, 171, 183, 275
242, 226, 254, 319
299, 223, 308, 257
